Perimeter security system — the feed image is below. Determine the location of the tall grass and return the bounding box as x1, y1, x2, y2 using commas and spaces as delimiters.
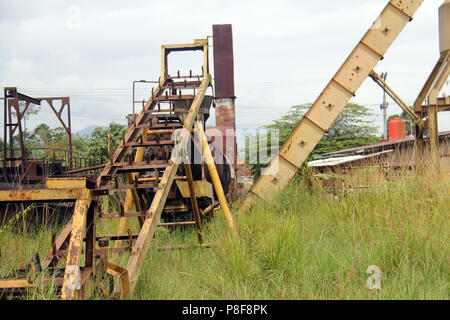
131, 174, 449, 300
0, 174, 448, 299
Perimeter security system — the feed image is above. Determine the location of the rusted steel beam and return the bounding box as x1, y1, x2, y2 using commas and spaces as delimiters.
74, 253, 108, 300
413, 51, 450, 112
157, 243, 212, 251
115, 129, 149, 248
113, 160, 168, 167
153, 95, 195, 101
107, 262, 130, 300
85, 202, 96, 268
46, 178, 87, 189
138, 176, 186, 183
147, 128, 176, 135
200, 201, 219, 216
0, 188, 89, 202
413, 51, 450, 170
94, 233, 139, 241
44, 219, 72, 268
61, 191, 92, 300
369, 70, 424, 129
100, 212, 146, 219
0, 277, 64, 296
161, 204, 189, 213
66, 164, 105, 174
2, 87, 42, 105
166, 74, 203, 79
137, 123, 182, 129
158, 221, 196, 227
184, 162, 203, 244
92, 184, 159, 195
196, 122, 234, 231
161, 81, 201, 90
123, 140, 174, 148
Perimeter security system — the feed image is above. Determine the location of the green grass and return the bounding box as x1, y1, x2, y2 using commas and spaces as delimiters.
0, 175, 448, 299
131, 175, 449, 299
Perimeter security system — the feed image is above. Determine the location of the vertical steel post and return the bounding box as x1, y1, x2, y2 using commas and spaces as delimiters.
3, 89, 7, 168
380, 72, 388, 139
67, 99, 73, 170
428, 105, 440, 175
196, 122, 234, 232
184, 162, 203, 244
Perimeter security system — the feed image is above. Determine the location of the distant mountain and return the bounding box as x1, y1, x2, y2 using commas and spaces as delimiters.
75, 125, 100, 138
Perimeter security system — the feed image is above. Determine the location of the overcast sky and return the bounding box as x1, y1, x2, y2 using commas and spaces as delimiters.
1, 0, 449, 139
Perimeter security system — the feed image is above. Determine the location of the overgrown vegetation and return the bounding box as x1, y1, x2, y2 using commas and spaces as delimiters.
1, 173, 447, 300
0, 102, 447, 300
130, 174, 448, 299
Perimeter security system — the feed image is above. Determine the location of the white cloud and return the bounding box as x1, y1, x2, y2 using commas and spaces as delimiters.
0, 0, 448, 136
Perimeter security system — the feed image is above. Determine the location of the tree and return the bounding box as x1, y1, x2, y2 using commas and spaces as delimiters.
23, 124, 86, 160
246, 103, 379, 178
4, 120, 126, 165
87, 122, 126, 163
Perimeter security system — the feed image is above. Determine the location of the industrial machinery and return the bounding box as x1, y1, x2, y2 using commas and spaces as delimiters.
0, 29, 235, 299
242, 0, 450, 209
1, 0, 447, 300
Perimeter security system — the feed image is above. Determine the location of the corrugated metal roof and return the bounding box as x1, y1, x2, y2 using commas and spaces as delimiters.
318, 131, 450, 159
308, 150, 393, 167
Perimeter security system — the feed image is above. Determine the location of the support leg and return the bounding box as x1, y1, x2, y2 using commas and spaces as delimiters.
184, 162, 203, 244
195, 122, 234, 232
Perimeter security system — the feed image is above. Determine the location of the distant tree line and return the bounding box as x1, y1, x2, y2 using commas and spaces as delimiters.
245, 103, 380, 178
0, 122, 127, 165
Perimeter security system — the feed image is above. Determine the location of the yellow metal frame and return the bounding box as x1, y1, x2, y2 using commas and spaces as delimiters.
175, 180, 214, 199
160, 39, 209, 85
242, 0, 424, 209
0, 178, 102, 300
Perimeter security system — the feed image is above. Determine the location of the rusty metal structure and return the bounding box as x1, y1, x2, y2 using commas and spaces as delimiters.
1, 0, 447, 300
413, 0, 450, 174
0, 87, 85, 187
242, 0, 450, 209
0, 35, 235, 299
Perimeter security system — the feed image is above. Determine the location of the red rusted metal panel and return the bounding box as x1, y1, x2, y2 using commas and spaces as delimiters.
212, 24, 235, 98
215, 98, 236, 129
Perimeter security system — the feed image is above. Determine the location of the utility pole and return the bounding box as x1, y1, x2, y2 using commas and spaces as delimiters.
380, 72, 388, 139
